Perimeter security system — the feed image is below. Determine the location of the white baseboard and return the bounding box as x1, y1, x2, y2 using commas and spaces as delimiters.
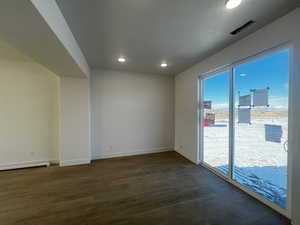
50, 160, 60, 165
59, 159, 91, 167
92, 147, 173, 160
174, 148, 198, 164
0, 161, 50, 171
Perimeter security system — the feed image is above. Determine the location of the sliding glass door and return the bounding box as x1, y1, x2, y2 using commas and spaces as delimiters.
202, 71, 230, 175
200, 48, 290, 214
233, 50, 289, 209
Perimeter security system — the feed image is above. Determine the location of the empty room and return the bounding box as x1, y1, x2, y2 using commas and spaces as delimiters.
1, 0, 300, 225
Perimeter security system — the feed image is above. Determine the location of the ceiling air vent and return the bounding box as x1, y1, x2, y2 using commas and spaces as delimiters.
230, 20, 255, 35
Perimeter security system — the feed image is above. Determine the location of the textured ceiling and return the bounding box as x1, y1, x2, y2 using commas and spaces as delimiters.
56, 0, 300, 75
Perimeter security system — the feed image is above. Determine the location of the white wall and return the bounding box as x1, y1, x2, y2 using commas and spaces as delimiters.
31, 0, 90, 78
59, 77, 91, 166
175, 8, 300, 224
0, 41, 59, 169
0, 1, 90, 78
91, 69, 174, 159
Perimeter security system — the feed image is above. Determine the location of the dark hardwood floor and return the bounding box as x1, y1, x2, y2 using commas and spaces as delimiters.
0, 151, 290, 225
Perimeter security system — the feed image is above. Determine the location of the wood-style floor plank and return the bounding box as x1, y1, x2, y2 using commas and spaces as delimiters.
0, 152, 290, 225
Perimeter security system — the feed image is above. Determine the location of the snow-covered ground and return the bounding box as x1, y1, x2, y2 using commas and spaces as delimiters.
203, 116, 288, 208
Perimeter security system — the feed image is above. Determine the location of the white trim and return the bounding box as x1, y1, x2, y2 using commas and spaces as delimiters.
199, 42, 291, 79
50, 160, 60, 165
197, 78, 203, 164
0, 161, 50, 171
228, 67, 235, 179
287, 44, 294, 218
92, 147, 172, 160
175, 149, 199, 165
232, 42, 291, 69
59, 159, 90, 167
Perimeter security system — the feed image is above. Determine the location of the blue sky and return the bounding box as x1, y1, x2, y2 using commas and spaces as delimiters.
204, 49, 289, 109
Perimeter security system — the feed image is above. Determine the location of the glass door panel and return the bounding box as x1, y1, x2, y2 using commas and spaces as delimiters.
233, 50, 289, 209
203, 71, 230, 175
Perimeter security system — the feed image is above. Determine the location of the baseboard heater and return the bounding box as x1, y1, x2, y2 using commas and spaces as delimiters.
0, 161, 50, 171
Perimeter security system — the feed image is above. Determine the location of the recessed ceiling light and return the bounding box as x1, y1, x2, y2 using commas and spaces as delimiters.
118, 57, 126, 63
161, 63, 168, 68
225, 0, 242, 9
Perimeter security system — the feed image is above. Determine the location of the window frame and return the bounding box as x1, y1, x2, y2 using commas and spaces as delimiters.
198, 42, 293, 218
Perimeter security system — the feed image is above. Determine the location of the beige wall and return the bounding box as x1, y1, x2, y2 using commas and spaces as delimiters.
175, 8, 300, 224
91, 69, 174, 159
0, 41, 59, 168
59, 77, 91, 166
